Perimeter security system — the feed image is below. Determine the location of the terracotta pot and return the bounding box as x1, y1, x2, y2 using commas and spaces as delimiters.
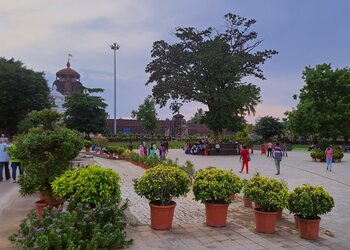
99, 149, 104, 155
254, 208, 278, 234
243, 196, 252, 208
149, 201, 176, 230
229, 194, 236, 201
35, 200, 48, 220
39, 192, 49, 203
109, 152, 114, 158
276, 208, 283, 220
253, 201, 261, 209
205, 202, 229, 227
298, 216, 321, 240
85, 147, 90, 153
294, 214, 299, 228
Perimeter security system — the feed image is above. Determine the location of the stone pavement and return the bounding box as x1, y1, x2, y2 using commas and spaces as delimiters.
0, 151, 348, 249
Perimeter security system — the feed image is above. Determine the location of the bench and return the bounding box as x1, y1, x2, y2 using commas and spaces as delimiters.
208, 143, 240, 155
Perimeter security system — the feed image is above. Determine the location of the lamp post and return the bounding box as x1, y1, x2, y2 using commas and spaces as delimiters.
110, 43, 120, 134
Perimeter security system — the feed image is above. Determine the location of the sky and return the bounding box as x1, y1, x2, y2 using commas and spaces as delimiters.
1, 0, 350, 124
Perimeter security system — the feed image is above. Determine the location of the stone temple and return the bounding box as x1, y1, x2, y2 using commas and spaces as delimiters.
50, 61, 85, 113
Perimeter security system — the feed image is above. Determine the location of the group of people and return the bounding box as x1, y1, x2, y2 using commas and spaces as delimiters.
184, 138, 209, 155
0, 134, 23, 183
139, 141, 169, 159
239, 142, 286, 175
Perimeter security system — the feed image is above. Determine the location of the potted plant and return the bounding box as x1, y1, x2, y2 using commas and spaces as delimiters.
288, 185, 334, 240
245, 175, 288, 233
333, 149, 344, 162
52, 165, 121, 207
193, 167, 243, 227
133, 164, 190, 230
242, 179, 253, 208
14, 125, 83, 214
92, 137, 109, 155
84, 140, 93, 153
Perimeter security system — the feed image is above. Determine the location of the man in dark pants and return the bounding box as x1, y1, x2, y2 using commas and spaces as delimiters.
0, 138, 10, 181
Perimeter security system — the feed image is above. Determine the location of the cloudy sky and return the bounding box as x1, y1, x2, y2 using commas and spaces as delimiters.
1, 0, 349, 123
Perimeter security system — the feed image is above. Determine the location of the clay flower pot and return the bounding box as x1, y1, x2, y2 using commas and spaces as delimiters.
85, 147, 90, 153
149, 202, 176, 230
276, 208, 283, 220
254, 208, 278, 234
229, 194, 236, 201
205, 202, 229, 227
294, 214, 299, 228
35, 200, 48, 220
298, 216, 321, 240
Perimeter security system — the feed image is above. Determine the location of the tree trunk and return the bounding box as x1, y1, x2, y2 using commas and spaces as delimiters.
213, 130, 222, 142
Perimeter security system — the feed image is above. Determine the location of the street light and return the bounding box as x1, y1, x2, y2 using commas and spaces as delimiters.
110, 42, 120, 134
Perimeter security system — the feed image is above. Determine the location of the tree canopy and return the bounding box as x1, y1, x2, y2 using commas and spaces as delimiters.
0, 57, 51, 136
131, 95, 159, 132
146, 13, 277, 135
287, 64, 350, 142
188, 108, 205, 124
255, 116, 283, 140
63, 90, 108, 134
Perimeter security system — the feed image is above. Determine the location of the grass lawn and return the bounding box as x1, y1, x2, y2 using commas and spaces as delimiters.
291, 144, 309, 151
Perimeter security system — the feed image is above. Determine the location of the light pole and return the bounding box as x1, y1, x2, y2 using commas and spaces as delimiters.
110, 43, 120, 134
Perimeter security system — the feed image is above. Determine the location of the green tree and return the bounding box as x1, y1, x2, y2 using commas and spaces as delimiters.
255, 116, 283, 140
145, 13, 277, 140
131, 95, 159, 132
64, 89, 108, 134
0, 57, 51, 135
287, 64, 350, 142
17, 108, 64, 133
188, 108, 205, 124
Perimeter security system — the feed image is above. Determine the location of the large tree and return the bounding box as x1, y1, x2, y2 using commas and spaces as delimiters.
64, 89, 108, 134
0, 57, 51, 136
255, 116, 283, 140
145, 13, 277, 139
131, 95, 159, 132
287, 64, 350, 142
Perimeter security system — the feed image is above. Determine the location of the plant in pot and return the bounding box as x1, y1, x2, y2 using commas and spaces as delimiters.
83, 139, 93, 152
52, 165, 121, 207
92, 137, 109, 155
333, 149, 344, 162
14, 122, 83, 218
245, 175, 288, 234
133, 164, 190, 230
288, 184, 334, 240
242, 178, 253, 208
193, 167, 243, 227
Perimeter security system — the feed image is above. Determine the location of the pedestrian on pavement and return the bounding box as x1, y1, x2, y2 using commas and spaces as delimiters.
267, 141, 273, 157
281, 143, 288, 157
239, 145, 250, 174
8, 144, 23, 183
273, 143, 282, 175
325, 146, 333, 172
0, 138, 11, 182
139, 143, 144, 156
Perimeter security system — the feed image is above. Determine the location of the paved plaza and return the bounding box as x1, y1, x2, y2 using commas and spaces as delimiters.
0, 150, 349, 249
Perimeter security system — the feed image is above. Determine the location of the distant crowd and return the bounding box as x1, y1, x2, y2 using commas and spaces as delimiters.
138, 141, 169, 160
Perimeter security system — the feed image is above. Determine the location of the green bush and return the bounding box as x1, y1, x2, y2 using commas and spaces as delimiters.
9, 202, 132, 249
83, 139, 93, 147
133, 164, 190, 205
14, 127, 83, 204
288, 184, 334, 219
333, 149, 344, 160
193, 167, 243, 204
52, 165, 121, 207
92, 137, 109, 148
107, 145, 125, 155
244, 175, 288, 212
310, 149, 325, 161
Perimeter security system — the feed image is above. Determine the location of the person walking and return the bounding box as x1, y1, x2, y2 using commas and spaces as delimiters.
9, 144, 23, 183
149, 144, 155, 157
325, 147, 333, 172
267, 141, 273, 157
273, 143, 283, 175
239, 145, 250, 174
0, 138, 11, 182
